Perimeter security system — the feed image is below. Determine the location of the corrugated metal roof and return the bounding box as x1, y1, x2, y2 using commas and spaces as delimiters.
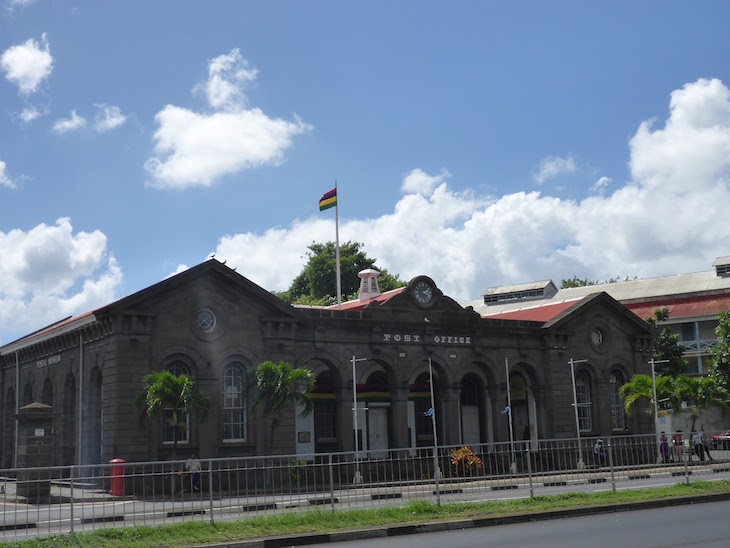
324, 287, 406, 312
482, 280, 554, 296
625, 294, 730, 322
481, 298, 582, 322
464, 268, 730, 318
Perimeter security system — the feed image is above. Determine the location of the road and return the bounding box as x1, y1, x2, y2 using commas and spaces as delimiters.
332, 499, 730, 547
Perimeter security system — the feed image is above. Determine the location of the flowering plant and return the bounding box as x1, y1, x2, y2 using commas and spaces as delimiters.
450, 446, 482, 475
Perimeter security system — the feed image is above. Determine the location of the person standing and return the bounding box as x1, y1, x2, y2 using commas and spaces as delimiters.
692, 430, 704, 462
672, 431, 683, 463
185, 453, 202, 492
660, 432, 669, 463
701, 426, 713, 462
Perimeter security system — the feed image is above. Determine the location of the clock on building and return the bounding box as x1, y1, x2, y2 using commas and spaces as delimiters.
410, 277, 437, 307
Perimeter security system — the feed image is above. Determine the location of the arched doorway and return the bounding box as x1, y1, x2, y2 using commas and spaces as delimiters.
409, 371, 440, 448
508, 371, 538, 446
460, 375, 483, 446
362, 371, 389, 459
311, 370, 338, 454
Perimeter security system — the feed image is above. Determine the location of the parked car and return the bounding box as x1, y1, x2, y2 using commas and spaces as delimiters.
712, 430, 730, 450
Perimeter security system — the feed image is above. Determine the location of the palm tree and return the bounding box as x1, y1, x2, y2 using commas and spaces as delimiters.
621, 374, 728, 427
620, 374, 682, 417
251, 360, 314, 456
135, 370, 210, 460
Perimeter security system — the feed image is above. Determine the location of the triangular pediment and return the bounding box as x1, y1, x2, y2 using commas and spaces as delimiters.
97, 260, 298, 321
543, 291, 651, 333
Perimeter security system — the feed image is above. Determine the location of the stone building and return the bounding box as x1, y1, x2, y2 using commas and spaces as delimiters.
0, 259, 654, 468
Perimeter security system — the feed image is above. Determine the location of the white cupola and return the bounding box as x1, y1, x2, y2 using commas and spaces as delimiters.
358, 268, 381, 302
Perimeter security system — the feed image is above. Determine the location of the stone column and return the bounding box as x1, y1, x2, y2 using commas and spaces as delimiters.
442, 384, 461, 446
336, 385, 354, 452
390, 383, 410, 450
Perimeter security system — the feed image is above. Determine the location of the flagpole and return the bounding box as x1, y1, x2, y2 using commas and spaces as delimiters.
334, 180, 341, 310
505, 357, 516, 474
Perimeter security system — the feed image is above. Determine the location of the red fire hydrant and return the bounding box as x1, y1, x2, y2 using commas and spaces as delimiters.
109, 458, 126, 496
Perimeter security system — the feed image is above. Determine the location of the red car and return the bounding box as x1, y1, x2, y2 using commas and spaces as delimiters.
712, 430, 730, 450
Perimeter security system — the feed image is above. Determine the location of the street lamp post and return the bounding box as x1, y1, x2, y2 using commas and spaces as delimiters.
352, 355, 368, 484
650, 357, 669, 464
569, 358, 588, 469
505, 357, 517, 474
427, 356, 441, 506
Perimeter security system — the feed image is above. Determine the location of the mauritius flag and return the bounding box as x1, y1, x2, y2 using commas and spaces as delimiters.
319, 187, 337, 211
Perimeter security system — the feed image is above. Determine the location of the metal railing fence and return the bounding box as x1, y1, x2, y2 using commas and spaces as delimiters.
2, 431, 730, 541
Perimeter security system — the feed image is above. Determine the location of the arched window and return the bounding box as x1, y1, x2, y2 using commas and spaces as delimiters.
575, 371, 592, 432
42, 378, 53, 407
461, 377, 479, 406
223, 362, 246, 442
609, 371, 626, 431
313, 371, 337, 451
163, 361, 190, 444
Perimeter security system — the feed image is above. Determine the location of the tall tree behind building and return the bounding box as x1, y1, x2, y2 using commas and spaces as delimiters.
279, 241, 405, 305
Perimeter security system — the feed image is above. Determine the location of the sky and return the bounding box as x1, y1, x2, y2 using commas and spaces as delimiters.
2, 1, 730, 345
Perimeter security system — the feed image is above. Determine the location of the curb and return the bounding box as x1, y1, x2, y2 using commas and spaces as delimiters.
210, 492, 730, 547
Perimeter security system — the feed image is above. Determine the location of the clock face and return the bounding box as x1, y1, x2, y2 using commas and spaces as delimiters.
413, 280, 434, 305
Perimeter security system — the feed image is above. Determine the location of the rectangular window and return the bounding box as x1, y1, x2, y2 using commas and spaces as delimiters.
314, 400, 337, 443
223, 365, 246, 442
681, 322, 695, 342
162, 410, 189, 444
576, 374, 592, 432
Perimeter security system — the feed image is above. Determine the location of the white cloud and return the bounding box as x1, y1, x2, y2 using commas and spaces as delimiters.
591, 176, 612, 193
208, 78, 730, 300
6, 0, 35, 11
0, 160, 18, 189
20, 106, 41, 122
401, 168, 451, 196
145, 48, 312, 189
534, 155, 577, 184
1, 33, 53, 95
93, 104, 127, 131
0, 218, 121, 345
52, 110, 86, 134
194, 48, 258, 111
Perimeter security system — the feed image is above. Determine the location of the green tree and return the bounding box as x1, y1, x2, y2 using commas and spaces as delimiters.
620, 374, 683, 417
621, 373, 728, 430
283, 241, 405, 305
560, 276, 599, 288
135, 370, 210, 459
252, 360, 315, 455
710, 310, 730, 389
560, 275, 636, 289
644, 308, 688, 376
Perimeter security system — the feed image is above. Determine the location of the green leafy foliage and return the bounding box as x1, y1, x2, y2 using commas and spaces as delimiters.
710, 310, 730, 389
559, 275, 636, 289
620, 373, 728, 416
135, 370, 210, 424
134, 370, 210, 458
252, 360, 315, 418
281, 241, 405, 304
644, 308, 688, 376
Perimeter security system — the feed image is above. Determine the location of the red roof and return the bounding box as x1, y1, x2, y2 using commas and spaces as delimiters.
625, 294, 730, 321
325, 287, 406, 312
481, 300, 580, 322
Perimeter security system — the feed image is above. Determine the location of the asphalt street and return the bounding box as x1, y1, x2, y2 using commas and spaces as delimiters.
330, 499, 730, 548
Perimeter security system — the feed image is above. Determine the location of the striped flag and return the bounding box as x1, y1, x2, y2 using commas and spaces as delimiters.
319, 187, 337, 211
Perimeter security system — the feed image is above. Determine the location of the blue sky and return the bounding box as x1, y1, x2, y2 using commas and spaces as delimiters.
2, 1, 730, 344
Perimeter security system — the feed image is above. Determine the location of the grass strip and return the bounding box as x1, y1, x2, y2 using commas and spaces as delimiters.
3, 480, 730, 548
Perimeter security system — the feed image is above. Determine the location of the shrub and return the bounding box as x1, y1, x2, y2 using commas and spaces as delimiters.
450, 446, 483, 476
